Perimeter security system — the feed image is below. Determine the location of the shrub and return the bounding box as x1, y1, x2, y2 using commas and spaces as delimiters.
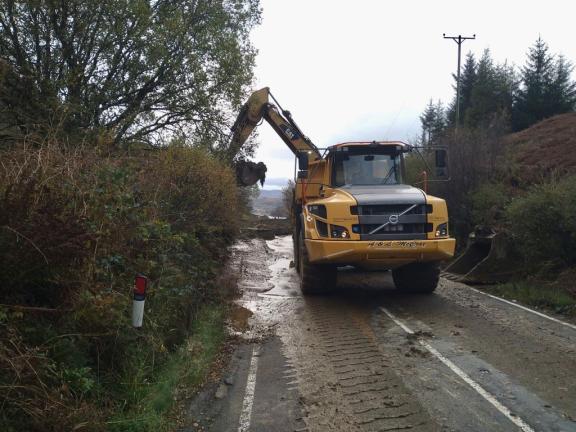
0, 138, 242, 430
506, 175, 576, 269
469, 182, 512, 226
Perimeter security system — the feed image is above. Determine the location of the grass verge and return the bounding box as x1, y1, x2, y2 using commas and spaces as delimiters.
483, 281, 576, 318
107, 304, 226, 432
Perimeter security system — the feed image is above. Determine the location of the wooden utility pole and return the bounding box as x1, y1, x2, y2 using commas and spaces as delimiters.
443, 34, 476, 126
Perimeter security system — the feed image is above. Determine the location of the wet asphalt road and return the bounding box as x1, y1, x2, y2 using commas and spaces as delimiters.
188, 236, 576, 432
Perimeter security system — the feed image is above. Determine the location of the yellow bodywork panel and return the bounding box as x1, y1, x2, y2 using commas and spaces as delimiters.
300, 187, 456, 270
295, 159, 327, 201
302, 188, 360, 241
425, 194, 450, 240
306, 238, 456, 269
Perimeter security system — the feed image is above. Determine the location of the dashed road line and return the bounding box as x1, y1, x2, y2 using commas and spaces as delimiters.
238, 345, 260, 432
380, 306, 536, 432
465, 285, 576, 331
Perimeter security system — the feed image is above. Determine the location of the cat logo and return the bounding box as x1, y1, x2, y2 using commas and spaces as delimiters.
280, 124, 299, 140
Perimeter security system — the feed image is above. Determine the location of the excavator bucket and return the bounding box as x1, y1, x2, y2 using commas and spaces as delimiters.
443, 228, 521, 284
235, 160, 267, 187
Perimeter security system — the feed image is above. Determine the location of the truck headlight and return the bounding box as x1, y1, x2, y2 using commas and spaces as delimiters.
331, 224, 350, 239
435, 222, 448, 238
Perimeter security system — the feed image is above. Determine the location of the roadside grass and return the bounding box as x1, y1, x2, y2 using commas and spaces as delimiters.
483, 281, 576, 318
108, 304, 226, 432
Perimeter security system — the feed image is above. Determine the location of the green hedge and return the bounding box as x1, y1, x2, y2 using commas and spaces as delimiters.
0, 140, 241, 431
506, 176, 576, 269
469, 182, 511, 227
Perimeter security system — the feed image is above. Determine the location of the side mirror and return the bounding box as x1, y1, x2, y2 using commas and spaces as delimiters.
297, 152, 309, 171
434, 149, 449, 179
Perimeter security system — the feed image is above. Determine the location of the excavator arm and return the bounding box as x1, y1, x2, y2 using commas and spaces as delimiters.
229, 88, 321, 186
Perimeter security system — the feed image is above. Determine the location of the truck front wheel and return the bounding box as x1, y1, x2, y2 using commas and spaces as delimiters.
292, 228, 300, 273
392, 262, 439, 294
298, 231, 336, 295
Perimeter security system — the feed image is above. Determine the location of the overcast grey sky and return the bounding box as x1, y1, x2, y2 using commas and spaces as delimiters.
250, 0, 576, 189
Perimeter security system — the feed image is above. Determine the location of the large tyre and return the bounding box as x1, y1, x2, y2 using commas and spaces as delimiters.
292, 228, 300, 273
298, 230, 336, 295
292, 202, 302, 273
392, 262, 439, 294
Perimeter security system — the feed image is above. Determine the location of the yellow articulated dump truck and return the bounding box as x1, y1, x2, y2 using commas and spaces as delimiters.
231, 88, 456, 294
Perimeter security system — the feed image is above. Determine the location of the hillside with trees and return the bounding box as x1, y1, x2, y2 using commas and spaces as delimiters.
420, 37, 576, 140
416, 37, 576, 312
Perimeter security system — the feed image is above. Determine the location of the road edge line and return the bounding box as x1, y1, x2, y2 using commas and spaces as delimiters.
380, 306, 536, 432
465, 285, 576, 331
238, 345, 260, 432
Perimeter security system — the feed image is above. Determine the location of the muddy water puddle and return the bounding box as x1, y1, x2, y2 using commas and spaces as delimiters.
227, 236, 301, 343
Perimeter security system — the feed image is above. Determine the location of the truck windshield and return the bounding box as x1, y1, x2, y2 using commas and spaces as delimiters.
333, 152, 401, 187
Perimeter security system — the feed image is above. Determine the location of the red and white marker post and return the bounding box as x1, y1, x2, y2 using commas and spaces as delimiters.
132, 275, 148, 328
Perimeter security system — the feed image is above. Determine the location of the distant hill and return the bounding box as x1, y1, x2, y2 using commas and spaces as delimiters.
251, 188, 285, 216
258, 189, 283, 199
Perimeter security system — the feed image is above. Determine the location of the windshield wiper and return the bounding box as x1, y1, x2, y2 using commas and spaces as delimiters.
381, 165, 396, 185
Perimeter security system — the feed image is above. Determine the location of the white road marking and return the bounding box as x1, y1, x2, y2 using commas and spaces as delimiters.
380, 306, 536, 432
465, 285, 576, 331
238, 345, 260, 432
257, 293, 299, 299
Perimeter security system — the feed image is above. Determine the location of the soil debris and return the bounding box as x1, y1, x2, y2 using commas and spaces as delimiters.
229, 303, 253, 332
214, 383, 228, 400
406, 330, 434, 341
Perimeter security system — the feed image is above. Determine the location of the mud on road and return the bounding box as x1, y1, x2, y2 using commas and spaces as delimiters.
188, 236, 576, 432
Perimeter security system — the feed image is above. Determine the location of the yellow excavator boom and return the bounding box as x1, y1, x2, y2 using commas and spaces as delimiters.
228, 87, 321, 163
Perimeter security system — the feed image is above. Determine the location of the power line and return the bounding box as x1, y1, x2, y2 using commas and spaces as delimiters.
443, 33, 476, 127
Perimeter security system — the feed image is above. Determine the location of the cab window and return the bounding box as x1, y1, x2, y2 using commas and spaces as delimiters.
333, 151, 401, 186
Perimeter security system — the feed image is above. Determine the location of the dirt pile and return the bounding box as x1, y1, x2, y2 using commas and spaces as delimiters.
241, 214, 291, 239
235, 160, 267, 186
504, 113, 576, 181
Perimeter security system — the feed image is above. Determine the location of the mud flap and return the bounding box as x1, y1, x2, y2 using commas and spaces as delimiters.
443, 228, 521, 284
